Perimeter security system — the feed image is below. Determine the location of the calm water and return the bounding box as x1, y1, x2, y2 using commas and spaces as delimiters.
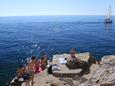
0, 16, 115, 85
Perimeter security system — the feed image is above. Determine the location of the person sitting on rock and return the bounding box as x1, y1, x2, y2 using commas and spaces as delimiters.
66, 48, 90, 75
16, 65, 31, 86
35, 58, 44, 73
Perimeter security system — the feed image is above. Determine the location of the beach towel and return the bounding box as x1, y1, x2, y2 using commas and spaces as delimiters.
59, 58, 67, 64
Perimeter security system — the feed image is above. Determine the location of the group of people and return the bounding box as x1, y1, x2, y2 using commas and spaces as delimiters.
10, 54, 48, 86
10, 48, 91, 86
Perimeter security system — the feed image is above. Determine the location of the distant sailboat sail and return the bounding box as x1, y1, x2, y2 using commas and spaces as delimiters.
105, 5, 112, 23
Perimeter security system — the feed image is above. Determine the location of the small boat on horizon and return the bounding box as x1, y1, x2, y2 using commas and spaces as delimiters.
104, 5, 112, 24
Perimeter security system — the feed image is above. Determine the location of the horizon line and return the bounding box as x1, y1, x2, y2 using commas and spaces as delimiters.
0, 14, 115, 17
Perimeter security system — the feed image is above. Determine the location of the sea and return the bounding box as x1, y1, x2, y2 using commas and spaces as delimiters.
0, 15, 115, 85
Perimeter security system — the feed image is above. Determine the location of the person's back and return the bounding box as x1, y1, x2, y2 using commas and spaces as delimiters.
28, 62, 36, 72
28, 56, 36, 86
17, 65, 26, 79
43, 54, 48, 66
41, 57, 46, 70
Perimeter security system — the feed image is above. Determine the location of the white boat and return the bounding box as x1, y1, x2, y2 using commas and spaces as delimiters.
105, 5, 112, 23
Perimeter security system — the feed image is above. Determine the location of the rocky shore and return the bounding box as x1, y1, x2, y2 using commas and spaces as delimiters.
21, 53, 115, 86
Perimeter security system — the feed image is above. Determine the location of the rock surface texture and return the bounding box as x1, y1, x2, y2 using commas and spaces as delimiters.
84, 55, 115, 86
51, 55, 115, 86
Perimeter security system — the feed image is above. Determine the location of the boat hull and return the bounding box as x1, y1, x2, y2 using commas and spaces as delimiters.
104, 19, 112, 24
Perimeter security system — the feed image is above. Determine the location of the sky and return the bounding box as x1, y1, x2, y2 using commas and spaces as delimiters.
0, 0, 115, 16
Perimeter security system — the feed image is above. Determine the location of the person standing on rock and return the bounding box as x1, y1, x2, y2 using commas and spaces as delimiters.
66, 48, 90, 75
41, 54, 48, 70
28, 56, 36, 86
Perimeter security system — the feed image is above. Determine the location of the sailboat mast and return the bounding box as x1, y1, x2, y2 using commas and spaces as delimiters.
109, 5, 112, 19
104, 0, 112, 23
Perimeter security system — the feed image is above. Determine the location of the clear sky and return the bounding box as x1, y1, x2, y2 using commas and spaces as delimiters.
0, 0, 115, 16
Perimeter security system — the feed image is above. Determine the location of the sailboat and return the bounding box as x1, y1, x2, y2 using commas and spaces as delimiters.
104, 5, 112, 23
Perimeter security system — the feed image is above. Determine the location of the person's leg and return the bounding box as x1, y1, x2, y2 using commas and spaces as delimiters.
31, 76, 34, 86
25, 82, 27, 86
25, 81, 29, 86
26, 81, 30, 86
78, 61, 90, 75
31, 73, 35, 86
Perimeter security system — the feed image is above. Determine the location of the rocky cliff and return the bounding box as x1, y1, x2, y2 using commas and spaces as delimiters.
51, 55, 115, 86
21, 54, 115, 86
84, 55, 115, 86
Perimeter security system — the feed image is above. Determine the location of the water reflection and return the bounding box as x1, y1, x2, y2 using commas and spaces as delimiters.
104, 23, 112, 32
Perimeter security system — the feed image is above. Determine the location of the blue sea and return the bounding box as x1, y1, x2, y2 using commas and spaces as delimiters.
0, 16, 115, 85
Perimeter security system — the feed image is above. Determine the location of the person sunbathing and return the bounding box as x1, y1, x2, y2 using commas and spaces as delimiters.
66, 48, 90, 75
16, 65, 31, 86
35, 58, 43, 73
